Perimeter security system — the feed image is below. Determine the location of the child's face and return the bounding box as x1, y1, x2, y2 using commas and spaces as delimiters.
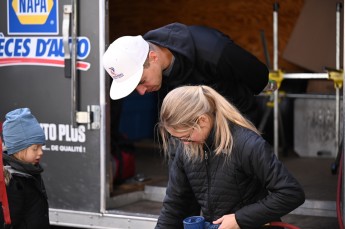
14, 144, 44, 165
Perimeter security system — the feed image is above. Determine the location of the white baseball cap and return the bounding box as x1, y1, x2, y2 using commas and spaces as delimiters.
102, 35, 149, 100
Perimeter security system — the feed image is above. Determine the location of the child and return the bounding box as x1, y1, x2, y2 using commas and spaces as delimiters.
1, 108, 50, 228
156, 85, 305, 229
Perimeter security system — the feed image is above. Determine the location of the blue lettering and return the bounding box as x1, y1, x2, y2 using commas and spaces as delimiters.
58, 39, 64, 57
77, 38, 89, 59
36, 39, 47, 56
19, 0, 26, 13
0, 39, 4, 57
0, 38, 31, 57
14, 39, 23, 56
48, 39, 61, 57
40, 0, 47, 12
22, 39, 31, 57
35, 0, 40, 11
27, 0, 33, 13
5, 39, 14, 56
19, 0, 47, 13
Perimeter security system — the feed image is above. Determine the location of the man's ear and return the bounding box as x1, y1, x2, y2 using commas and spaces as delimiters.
148, 50, 158, 62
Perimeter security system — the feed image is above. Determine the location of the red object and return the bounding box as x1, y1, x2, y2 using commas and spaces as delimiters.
0, 136, 11, 224
337, 151, 344, 229
114, 151, 136, 181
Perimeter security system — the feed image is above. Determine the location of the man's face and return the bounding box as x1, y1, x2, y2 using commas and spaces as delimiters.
136, 58, 163, 95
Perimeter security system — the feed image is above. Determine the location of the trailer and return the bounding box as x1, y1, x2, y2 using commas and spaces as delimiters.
0, 1, 344, 228
0, 0, 166, 228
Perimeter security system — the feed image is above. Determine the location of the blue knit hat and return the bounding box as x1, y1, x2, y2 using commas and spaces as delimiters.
3, 108, 45, 155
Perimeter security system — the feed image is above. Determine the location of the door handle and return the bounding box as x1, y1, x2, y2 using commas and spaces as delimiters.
63, 2, 78, 127
63, 5, 72, 78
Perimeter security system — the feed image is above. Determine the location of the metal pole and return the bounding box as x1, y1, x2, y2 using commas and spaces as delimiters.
71, 0, 78, 127
335, 2, 341, 165
273, 2, 279, 157
341, 1, 345, 226
99, 0, 107, 214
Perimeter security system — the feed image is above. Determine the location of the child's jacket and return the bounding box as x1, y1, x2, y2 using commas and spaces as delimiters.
0, 154, 50, 229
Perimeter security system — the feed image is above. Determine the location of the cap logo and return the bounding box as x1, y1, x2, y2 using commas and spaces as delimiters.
108, 66, 124, 79
114, 73, 124, 79
109, 67, 115, 75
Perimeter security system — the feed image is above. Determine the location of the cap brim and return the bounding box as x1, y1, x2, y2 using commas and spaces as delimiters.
110, 67, 143, 100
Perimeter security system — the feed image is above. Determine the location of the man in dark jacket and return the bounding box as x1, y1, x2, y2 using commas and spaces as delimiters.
103, 22, 269, 120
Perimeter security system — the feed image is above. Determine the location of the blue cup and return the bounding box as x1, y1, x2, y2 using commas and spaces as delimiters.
183, 216, 205, 229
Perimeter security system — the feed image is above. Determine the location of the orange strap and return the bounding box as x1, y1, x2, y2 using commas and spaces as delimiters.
0, 136, 11, 224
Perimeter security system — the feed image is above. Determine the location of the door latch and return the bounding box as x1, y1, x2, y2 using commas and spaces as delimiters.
76, 105, 101, 130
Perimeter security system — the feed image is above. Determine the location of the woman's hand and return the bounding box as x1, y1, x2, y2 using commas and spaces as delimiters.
212, 214, 240, 229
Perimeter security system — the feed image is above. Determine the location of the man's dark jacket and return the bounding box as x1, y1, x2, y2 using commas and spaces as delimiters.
155, 124, 305, 229
144, 22, 269, 115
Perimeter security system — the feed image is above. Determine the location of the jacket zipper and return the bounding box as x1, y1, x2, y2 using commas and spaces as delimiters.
204, 149, 214, 221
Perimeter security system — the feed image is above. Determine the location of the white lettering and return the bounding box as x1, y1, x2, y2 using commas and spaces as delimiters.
51, 145, 59, 151
58, 124, 67, 141
78, 125, 86, 142
59, 145, 84, 153
57, 124, 86, 143
41, 123, 57, 141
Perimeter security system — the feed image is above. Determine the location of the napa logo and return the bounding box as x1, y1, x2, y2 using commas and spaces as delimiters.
8, 0, 59, 35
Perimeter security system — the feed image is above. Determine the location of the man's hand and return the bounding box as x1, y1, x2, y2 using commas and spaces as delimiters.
212, 214, 240, 229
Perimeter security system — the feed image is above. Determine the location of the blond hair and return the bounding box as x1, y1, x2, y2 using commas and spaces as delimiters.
158, 85, 260, 160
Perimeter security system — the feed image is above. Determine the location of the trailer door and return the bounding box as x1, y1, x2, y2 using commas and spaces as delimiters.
0, 0, 108, 213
